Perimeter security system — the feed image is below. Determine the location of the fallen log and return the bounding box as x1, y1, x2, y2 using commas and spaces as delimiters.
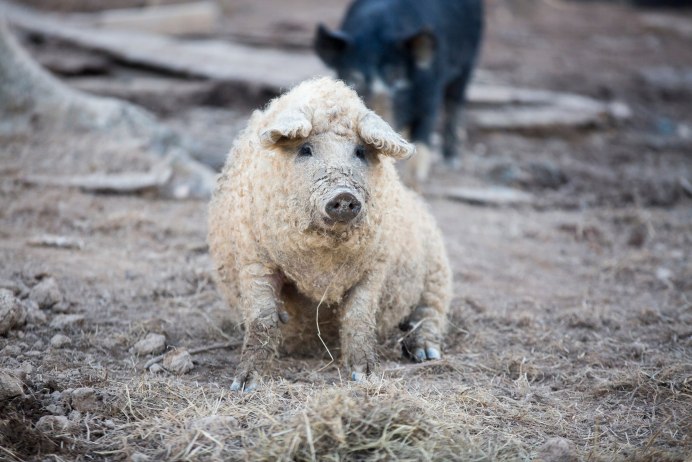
0, 19, 215, 198
84, 1, 219, 37
23, 162, 172, 194
424, 186, 535, 206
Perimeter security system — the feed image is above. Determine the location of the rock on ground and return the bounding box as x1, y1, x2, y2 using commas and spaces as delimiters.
29, 277, 63, 309
0, 369, 24, 401
0, 344, 23, 356
50, 314, 85, 329
163, 348, 194, 374
50, 333, 72, 348
133, 332, 166, 355
535, 437, 579, 462
36, 415, 76, 434
0, 288, 27, 335
25, 300, 48, 325
71, 387, 102, 412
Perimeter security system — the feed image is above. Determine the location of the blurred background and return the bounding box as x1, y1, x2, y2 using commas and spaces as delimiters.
0, 1, 690, 459
1, 0, 690, 204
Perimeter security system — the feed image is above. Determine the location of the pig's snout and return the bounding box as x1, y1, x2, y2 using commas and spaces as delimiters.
325, 191, 362, 223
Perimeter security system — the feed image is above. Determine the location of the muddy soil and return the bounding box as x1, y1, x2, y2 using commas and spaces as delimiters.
0, 1, 690, 460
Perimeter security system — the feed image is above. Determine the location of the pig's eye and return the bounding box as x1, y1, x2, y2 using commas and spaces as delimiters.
354, 145, 367, 161
298, 143, 313, 157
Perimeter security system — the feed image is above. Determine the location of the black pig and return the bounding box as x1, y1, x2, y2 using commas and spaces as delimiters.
315, 0, 483, 181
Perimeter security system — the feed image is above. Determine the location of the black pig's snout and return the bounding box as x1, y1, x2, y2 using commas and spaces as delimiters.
325, 192, 362, 223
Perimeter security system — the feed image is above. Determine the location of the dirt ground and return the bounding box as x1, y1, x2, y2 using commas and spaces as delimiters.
1, 0, 691, 461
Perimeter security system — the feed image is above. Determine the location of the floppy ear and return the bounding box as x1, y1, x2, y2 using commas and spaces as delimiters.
259, 108, 312, 146
404, 29, 436, 69
314, 24, 351, 68
358, 111, 415, 160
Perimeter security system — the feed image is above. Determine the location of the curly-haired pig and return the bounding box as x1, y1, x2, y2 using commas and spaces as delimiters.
208, 77, 452, 391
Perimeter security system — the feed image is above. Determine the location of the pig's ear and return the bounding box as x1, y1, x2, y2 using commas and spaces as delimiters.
358, 111, 415, 160
405, 29, 436, 69
314, 24, 351, 68
259, 108, 312, 146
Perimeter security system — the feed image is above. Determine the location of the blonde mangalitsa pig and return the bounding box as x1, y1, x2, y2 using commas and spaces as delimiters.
208, 77, 451, 391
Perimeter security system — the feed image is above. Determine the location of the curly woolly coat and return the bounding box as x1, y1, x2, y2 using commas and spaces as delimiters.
208, 77, 451, 390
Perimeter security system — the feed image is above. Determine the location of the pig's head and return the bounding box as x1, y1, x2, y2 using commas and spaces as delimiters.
257, 80, 414, 241
314, 23, 435, 128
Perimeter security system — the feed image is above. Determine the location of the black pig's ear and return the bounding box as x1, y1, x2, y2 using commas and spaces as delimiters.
405, 29, 436, 69
314, 24, 351, 68
358, 111, 415, 160
259, 108, 312, 146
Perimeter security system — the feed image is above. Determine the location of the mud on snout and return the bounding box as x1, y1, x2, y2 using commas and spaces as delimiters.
309, 171, 368, 230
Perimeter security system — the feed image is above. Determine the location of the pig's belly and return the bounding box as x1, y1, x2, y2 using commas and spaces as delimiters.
276, 263, 424, 358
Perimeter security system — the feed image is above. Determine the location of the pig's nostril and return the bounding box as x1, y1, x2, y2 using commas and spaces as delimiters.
325, 192, 361, 223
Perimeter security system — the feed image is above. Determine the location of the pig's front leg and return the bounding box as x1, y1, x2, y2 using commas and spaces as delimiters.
231, 264, 283, 392
340, 271, 384, 381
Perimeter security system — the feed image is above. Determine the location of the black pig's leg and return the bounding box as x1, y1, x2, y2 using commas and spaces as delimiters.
405, 86, 442, 184
409, 91, 440, 149
442, 68, 473, 168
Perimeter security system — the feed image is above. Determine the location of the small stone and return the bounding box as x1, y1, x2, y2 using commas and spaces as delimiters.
535, 437, 578, 462
25, 300, 47, 325
133, 333, 166, 356
68, 410, 82, 421
31, 339, 45, 351
71, 387, 101, 412
45, 403, 66, 415
104, 419, 115, 429
148, 363, 165, 374
36, 415, 75, 434
51, 334, 72, 349
0, 369, 24, 401
51, 301, 71, 314
0, 279, 21, 295
629, 341, 647, 359
1, 344, 22, 356
0, 289, 27, 335
29, 278, 63, 309
19, 361, 33, 375
162, 348, 194, 374
50, 314, 85, 329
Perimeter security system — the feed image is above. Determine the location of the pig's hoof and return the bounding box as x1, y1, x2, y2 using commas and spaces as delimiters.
425, 347, 441, 360
404, 339, 443, 363
230, 368, 260, 393
351, 371, 365, 382
411, 346, 441, 362
346, 351, 379, 382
